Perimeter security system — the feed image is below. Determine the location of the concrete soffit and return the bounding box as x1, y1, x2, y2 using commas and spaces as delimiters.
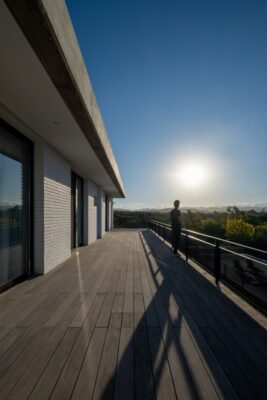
4, 0, 125, 198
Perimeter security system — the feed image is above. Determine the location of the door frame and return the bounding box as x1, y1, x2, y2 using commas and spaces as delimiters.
71, 171, 84, 249
0, 118, 33, 291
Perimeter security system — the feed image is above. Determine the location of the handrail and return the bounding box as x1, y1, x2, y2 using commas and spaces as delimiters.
150, 220, 267, 255
151, 219, 267, 265
187, 234, 216, 248
150, 219, 267, 312
220, 246, 267, 267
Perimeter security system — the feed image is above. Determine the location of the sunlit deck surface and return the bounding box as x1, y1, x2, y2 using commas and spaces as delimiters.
0, 230, 267, 400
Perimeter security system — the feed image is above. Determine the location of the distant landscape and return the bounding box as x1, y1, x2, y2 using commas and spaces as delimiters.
114, 205, 267, 250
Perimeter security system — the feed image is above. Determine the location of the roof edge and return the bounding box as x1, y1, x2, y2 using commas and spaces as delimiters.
4, 0, 125, 197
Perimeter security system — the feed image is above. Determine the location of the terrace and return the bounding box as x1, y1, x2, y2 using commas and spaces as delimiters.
0, 229, 266, 399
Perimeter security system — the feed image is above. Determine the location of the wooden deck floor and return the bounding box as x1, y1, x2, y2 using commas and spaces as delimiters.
0, 229, 267, 400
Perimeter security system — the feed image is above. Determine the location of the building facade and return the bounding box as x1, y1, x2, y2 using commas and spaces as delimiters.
0, 0, 125, 290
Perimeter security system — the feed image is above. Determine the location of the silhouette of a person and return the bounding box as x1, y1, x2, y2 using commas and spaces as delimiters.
170, 200, 183, 255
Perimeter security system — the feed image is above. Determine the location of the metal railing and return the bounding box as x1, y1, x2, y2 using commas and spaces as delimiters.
150, 220, 267, 312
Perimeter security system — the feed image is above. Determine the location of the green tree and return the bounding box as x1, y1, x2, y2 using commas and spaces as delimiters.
226, 218, 255, 244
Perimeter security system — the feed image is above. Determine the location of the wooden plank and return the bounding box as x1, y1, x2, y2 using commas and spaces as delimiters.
0, 327, 25, 358
140, 270, 159, 328
50, 293, 105, 399
0, 291, 49, 327
137, 234, 159, 328
28, 289, 106, 400
112, 241, 134, 400
122, 243, 134, 328
0, 326, 12, 342
0, 294, 32, 321
28, 328, 80, 400
92, 317, 121, 400
201, 327, 260, 400
134, 292, 155, 400
148, 327, 177, 400
143, 231, 240, 399
116, 270, 127, 294
123, 269, 133, 313
165, 256, 267, 397
185, 316, 240, 400
7, 327, 80, 400
45, 290, 85, 327
0, 292, 66, 378
112, 293, 124, 314
70, 269, 110, 327
114, 327, 134, 400
175, 327, 219, 400
133, 236, 142, 294
161, 234, 267, 360
145, 266, 198, 400
122, 312, 134, 328
142, 231, 243, 400
66, 328, 107, 400
0, 327, 52, 398
96, 270, 120, 327
0, 230, 266, 400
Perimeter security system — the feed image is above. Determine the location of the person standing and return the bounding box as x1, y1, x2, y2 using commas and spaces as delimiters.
170, 200, 184, 254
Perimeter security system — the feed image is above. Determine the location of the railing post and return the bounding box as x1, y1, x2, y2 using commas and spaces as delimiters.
185, 233, 189, 261
214, 240, 221, 284
164, 226, 166, 242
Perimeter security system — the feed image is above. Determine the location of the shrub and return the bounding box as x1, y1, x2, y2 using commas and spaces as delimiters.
200, 219, 226, 237
253, 223, 267, 250
226, 218, 255, 244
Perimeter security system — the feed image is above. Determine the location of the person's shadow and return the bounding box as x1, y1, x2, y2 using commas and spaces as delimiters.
97, 230, 267, 400
98, 230, 197, 400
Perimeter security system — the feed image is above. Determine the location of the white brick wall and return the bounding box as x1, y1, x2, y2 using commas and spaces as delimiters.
33, 142, 112, 274
43, 145, 71, 273
87, 180, 98, 244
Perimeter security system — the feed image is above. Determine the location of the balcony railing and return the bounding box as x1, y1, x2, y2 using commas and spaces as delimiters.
150, 220, 267, 313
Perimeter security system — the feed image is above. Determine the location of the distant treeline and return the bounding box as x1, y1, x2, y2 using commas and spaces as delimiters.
114, 206, 267, 250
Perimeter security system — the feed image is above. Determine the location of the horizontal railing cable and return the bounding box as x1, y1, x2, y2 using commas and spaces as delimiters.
150, 220, 267, 312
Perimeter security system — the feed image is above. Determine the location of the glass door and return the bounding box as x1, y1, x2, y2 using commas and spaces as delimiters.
75, 176, 83, 246
105, 195, 109, 231
71, 172, 83, 248
0, 120, 32, 290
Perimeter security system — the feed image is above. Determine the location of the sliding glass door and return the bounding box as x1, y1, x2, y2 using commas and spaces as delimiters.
71, 172, 83, 248
0, 120, 32, 290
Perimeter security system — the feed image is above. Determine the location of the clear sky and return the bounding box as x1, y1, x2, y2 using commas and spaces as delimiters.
66, 0, 267, 209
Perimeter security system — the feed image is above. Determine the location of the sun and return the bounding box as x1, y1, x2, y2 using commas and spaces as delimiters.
178, 163, 207, 188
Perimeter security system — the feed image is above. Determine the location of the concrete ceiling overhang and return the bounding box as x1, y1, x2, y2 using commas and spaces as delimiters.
1, 0, 125, 198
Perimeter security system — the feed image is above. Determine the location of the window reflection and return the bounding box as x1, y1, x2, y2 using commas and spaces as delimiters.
0, 121, 32, 289
0, 154, 23, 285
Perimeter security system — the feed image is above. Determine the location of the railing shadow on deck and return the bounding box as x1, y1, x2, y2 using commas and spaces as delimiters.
98, 230, 267, 400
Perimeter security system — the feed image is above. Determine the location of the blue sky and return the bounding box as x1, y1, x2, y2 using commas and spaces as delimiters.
66, 0, 267, 209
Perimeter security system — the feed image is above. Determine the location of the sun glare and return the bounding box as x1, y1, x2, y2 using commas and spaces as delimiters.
178, 163, 207, 188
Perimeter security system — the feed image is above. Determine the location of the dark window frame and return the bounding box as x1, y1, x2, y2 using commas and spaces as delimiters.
0, 118, 33, 292
71, 171, 84, 249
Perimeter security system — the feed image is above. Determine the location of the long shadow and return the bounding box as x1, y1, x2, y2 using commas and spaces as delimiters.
97, 230, 267, 400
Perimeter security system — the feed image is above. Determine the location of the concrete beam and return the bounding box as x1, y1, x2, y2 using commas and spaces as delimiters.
4, 0, 125, 198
